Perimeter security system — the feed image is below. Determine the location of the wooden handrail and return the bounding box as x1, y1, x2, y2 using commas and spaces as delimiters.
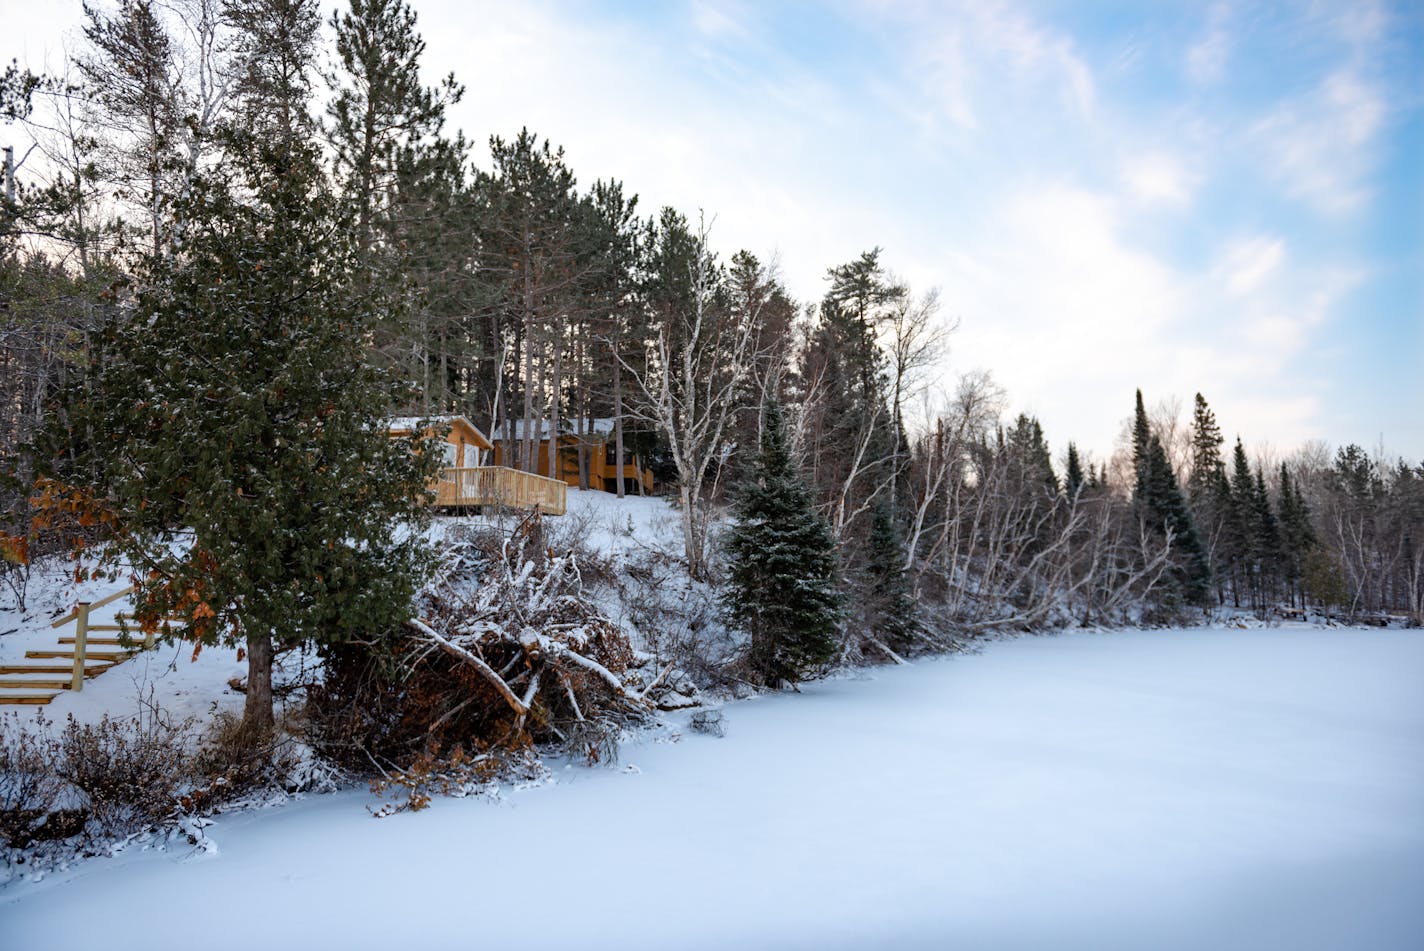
435, 466, 567, 515
51, 584, 136, 628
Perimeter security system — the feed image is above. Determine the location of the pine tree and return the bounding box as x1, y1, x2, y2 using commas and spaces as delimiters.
723, 398, 842, 686
1187, 393, 1225, 503
1186, 393, 1231, 603
76, 0, 180, 255
800, 249, 902, 544
863, 499, 920, 655
327, 0, 462, 255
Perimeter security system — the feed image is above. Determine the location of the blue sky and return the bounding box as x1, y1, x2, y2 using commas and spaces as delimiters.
6, 0, 1422, 462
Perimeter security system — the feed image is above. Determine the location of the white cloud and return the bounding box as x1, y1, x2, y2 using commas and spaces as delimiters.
690, 0, 752, 42
1185, 3, 1231, 85
1215, 236, 1285, 296
1121, 151, 1198, 206
1252, 70, 1384, 215
939, 183, 1184, 455
886, 1, 1096, 134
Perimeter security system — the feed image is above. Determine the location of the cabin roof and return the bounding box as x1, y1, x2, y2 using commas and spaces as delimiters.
387, 415, 492, 450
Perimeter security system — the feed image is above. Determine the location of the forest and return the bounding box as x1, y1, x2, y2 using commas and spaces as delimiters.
2, 0, 1422, 754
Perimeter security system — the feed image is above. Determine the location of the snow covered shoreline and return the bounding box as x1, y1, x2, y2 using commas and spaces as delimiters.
4, 625, 1420, 950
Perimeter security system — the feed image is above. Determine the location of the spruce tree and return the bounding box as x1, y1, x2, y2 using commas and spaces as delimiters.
1132, 388, 1151, 485
1131, 389, 1210, 608
1277, 464, 1315, 608
1252, 466, 1282, 607
1064, 442, 1085, 499
1142, 434, 1212, 606
1224, 438, 1255, 606
863, 499, 920, 654
723, 398, 842, 686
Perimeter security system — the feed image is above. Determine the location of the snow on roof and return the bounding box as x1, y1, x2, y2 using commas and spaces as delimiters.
387, 415, 491, 446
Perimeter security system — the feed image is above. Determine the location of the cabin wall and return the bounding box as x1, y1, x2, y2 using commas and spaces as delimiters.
492, 436, 654, 493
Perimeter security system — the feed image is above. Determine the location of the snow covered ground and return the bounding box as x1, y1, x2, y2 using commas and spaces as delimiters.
4, 624, 1421, 949
0, 489, 684, 723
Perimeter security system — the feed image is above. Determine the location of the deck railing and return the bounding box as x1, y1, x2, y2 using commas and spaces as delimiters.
435, 466, 567, 515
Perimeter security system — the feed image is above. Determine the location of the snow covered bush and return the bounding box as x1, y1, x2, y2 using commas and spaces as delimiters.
310, 513, 648, 774
0, 714, 65, 849
55, 706, 196, 838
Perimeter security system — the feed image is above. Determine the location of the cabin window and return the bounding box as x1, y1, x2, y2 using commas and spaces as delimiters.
443, 442, 458, 468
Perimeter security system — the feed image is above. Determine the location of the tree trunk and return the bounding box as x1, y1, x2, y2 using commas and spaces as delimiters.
613, 359, 626, 499
243, 630, 275, 738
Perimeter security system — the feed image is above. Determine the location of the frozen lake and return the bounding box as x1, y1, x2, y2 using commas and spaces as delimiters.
4, 626, 1422, 950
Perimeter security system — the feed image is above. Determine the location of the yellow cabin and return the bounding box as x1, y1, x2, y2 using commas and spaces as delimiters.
490, 419, 655, 495
387, 415, 566, 515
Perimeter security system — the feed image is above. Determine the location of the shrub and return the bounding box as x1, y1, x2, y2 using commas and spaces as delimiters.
0, 713, 63, 848
55, 706, 195, 837
688, 709, 725, 737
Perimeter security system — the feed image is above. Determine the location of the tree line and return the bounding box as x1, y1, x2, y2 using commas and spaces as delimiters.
2, 0, 1420, 730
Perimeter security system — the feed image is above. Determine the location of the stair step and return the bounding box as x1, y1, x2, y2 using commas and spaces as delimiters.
25, 650, 135, 661
0, 695, 57, 705
58, 636, 138, 646
0, 680, 74, 690
0, 665, 112, 676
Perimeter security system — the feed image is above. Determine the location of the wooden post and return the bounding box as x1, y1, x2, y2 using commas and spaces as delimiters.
71, 601, 91, 693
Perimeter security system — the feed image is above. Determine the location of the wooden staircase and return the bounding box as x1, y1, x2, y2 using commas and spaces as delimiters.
0, 586, 168, 706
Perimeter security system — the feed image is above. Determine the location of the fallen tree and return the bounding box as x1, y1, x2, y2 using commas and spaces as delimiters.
310, 514, 648, 772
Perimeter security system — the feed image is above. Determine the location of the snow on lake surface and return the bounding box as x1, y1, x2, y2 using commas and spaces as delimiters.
4, 626, 1422, 950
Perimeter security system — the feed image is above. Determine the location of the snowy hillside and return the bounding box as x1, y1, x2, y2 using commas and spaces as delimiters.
0, 489, 691, 724
3, 625, 1421, 949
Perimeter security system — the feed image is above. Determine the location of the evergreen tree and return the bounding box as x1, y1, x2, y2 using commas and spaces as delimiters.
1277, 464, 1315, 607
800, 249, 902, 547
1224, 438, 1254, 606
1005, 413, 1058, 497
1131, 393, 1210, 608
1064, 442, 1085, 499
1186, 393, 1231, 603
1251, 467, 1282, 608
1186, 393, 1226, 503
224, 0, 321, 148
47, 5, 436, 737
863, 499, 920, 654
76, 0, 181, 255
1141, 434, 1212, 606
1131, 388, 1151, 483
326, 0, 462, 257
723, 398, 842, 686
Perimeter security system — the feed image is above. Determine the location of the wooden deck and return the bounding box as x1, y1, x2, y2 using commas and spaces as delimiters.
435, 466, 567, 515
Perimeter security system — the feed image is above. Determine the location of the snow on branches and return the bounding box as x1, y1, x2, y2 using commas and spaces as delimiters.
401, 513, 647, 757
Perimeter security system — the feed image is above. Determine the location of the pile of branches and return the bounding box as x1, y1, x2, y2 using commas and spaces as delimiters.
311, 514, 648, 771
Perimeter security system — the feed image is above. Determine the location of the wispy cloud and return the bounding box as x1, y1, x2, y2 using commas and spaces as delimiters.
1251, 70, 1385, 215
1215, 237, 1286, 297
883, 0, 1096, 135
1185, 2, 1232, 85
